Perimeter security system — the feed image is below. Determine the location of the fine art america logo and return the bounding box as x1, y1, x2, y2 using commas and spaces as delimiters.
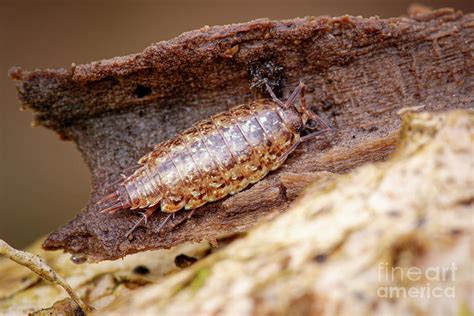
377, 262, 457, 298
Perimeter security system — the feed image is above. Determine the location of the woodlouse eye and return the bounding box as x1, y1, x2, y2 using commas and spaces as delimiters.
134, 85, 152, 98
306, 120, 319, 130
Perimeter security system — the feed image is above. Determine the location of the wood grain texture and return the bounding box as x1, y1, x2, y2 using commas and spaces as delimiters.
9, 8, 473, 261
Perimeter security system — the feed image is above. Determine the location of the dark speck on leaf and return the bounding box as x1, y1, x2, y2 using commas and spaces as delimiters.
354, 291, 366, 300
416, 216, 427, 228
387, 210, 401, 217
70, 255, 87, 265
314, 253, 327, 263
74, 306, 86, 316
133, 265, 150, 275
175, 254, 198, 268
450, 228, 462, 235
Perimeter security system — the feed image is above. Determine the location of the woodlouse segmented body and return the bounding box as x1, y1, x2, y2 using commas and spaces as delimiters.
98, 82, 330, 234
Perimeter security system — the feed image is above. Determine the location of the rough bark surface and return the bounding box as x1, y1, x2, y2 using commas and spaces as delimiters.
0, 110, 472, 315
9, 8, 474, 261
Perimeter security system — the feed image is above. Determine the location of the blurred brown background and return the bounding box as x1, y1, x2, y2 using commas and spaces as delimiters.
1, 0, 472, 248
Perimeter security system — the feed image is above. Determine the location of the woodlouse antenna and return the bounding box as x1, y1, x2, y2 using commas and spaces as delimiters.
251, 78, 286, 107
285, 81, 305, 108
249, 78, 268, 90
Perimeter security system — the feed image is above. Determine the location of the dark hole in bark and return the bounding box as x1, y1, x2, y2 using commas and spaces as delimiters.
134, 85, 152, 98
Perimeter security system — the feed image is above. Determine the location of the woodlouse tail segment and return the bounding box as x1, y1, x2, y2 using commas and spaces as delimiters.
97, 186, 131, 214
97, 192, 123, 214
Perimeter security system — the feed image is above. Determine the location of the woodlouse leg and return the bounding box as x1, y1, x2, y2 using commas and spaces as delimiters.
187, 209, 196, 219
300, 129, 331, 142
275, 139, 301, 165
298, 83, 332, 132
156, 213, 173, 234
125, 206, 158, 238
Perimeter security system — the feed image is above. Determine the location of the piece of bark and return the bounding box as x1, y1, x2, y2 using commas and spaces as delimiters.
280, 171, 336, 200
9, 8, 473, 261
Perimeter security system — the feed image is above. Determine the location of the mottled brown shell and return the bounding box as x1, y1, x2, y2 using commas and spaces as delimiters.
128, 99, 301, 213
97, 83, 327, 223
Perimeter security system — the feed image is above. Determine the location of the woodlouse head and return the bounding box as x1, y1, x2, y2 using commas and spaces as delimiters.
279, 105, 305, 134
285, 82, 330, 134
253, 80, 330, 136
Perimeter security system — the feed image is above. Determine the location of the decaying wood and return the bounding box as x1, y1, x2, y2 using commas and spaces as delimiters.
1, 110, 471, 315
280, 171, 335, 200
9, 8, 474, 261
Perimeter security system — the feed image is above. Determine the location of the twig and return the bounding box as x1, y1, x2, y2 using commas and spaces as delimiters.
0, 239, 92, 314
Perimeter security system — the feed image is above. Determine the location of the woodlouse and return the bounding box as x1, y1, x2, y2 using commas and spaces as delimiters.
98, 81, 331, 236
